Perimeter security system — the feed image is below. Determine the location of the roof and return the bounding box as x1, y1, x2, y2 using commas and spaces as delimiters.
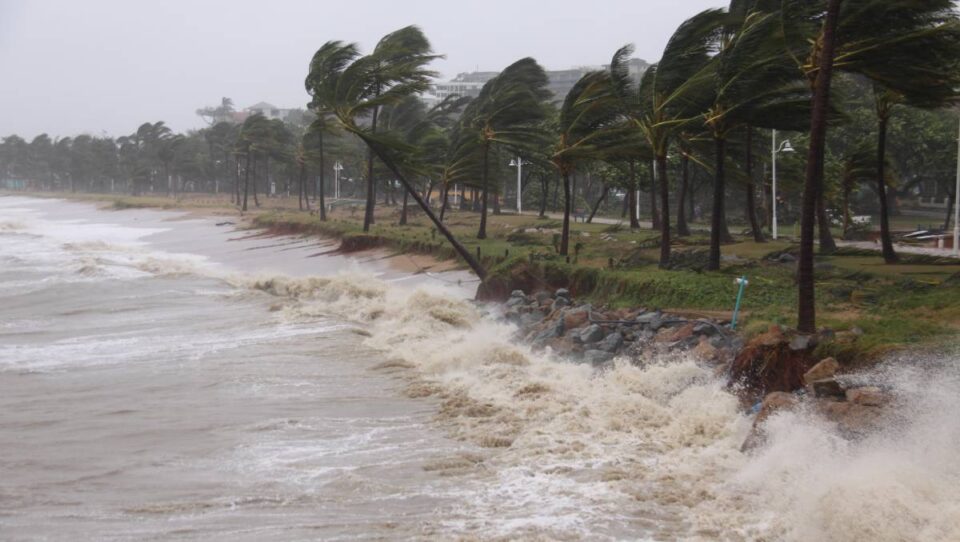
246, 101, 278, 111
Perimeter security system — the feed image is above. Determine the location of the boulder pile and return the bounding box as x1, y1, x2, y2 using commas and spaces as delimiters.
501, 288, 742, 367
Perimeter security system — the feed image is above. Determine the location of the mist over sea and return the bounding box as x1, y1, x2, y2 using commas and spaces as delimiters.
1, 196, 958, 541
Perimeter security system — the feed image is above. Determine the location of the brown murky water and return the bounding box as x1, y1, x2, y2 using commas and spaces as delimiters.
1, 196, 958, 541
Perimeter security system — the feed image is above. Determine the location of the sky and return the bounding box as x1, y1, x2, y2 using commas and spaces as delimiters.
0, 0, 722, 139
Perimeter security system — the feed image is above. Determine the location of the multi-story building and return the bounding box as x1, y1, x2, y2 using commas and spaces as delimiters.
426, 57, 649, 104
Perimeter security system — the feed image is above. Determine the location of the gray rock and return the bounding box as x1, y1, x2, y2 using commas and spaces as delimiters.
635, 311, 659, 325
533, 319, 564, 343
551, 297, 571, 311
579, 324, 605, 344
850, 326, 865, 337
649, 315, 664, 331
555, 288, 571, 299
811, 378, 846, 399
789, 334, 815, 351
510, 289, 526, 298
583, 349, 615, 366
505, 296, 525, 308
778, 253, 797, 263
693, 322, 718, 336
597, 332, 624, 353
519, 311, 545, 328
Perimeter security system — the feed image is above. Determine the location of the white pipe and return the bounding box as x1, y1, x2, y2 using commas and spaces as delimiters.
516, 155, 523, 215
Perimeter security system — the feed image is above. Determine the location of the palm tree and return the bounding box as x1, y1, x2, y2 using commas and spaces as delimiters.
460, 58, 552, 239
699, 5, 810, 270
610, 10, 723, 268
550, 70, 631, 256
798, 0, 842, 333
305, 29, 487, 279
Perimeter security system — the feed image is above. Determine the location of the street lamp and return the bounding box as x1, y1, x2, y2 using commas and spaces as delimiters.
508, 156, 530, 214
771, 129, 795, 240
333, 161, 343, 199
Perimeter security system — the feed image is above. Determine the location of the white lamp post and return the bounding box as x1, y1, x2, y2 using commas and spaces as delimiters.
333, 161, 343, 200
508, 156, 530, 214
771, 129, 795, 240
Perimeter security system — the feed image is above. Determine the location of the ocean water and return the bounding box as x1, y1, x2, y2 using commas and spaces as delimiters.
1, 195, 958, 541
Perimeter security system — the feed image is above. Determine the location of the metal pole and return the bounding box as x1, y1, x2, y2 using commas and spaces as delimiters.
954, 118, 959, 255
516, 155, 523, 215
731, 276, 749, 330
772, 129, 778, 240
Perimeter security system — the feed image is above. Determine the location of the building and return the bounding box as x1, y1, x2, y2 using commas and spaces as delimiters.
244, 102, 291, 121
426, 58, 649, 104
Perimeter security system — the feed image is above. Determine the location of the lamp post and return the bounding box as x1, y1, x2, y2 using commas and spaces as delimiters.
508, 156, 529, 214
333, 161, 343, 200
771, 129, 795, 240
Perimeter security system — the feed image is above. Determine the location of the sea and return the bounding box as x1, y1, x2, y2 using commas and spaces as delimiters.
1, 195, 958, 541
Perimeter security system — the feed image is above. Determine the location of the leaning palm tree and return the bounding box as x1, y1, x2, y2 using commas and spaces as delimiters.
460, 58, 552, 239
610, 10, 723, 267
550, 70, 631, 257
305, 29, 487, 279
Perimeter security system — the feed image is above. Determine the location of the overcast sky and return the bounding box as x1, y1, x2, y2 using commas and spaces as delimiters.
1, 0, 722, 139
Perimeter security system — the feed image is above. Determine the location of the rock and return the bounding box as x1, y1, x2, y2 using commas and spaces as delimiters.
789, 334, 816, 351
818, 327, 836, 341
535, 291, 552, 304
518, 311, 544, 328
597, 332, 624, 353
505, 296, 525, 308
563, 308, 590, 330
816, 400, 886, 437
510, 289, 526, 298
693, 336, 720, 362
579, 324, 605, 344
811, 378, 846, 399
551, 297, 571, 311
583, 349, 615, 366
777, 252, 797, 263
635, 311, 660, 325
533, 319, 564, 343
803, 357, 840, 386
555, 288, 571, 299
693, 322, 718, 336
850, 326, 865, 337
544, 337, 580, 357
845, 386, 887, 407
655, 322, 695, 343
741, 391, 799, 451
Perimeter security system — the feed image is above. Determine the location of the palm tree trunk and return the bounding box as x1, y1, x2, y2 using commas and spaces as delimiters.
629, 160, 640, 229
560, 170, 572, 256
539, 175, 548, 217
478, 142, 490, 239
400, 190, 409, 225
708, 136, 726, 271
657, 154, 671, 268
876, 115, 898, 263
242, 152, 251, 212
439, 182, 450, 222
363, 106, 380, 232
745, 128, 765, 242
363, 137, 486, 280
799, 0, 841, 333
234, 156, 241, 205
677, 153, 691, 236
587, 185, 608, 223
944, 189, 956, 231
649, 161, 661, 231
298, 159, 306, 211
317, 133, 326, 220
253, 155, 261, 207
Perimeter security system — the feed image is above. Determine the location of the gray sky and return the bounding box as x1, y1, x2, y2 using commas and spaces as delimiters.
0, 0, 722, 139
